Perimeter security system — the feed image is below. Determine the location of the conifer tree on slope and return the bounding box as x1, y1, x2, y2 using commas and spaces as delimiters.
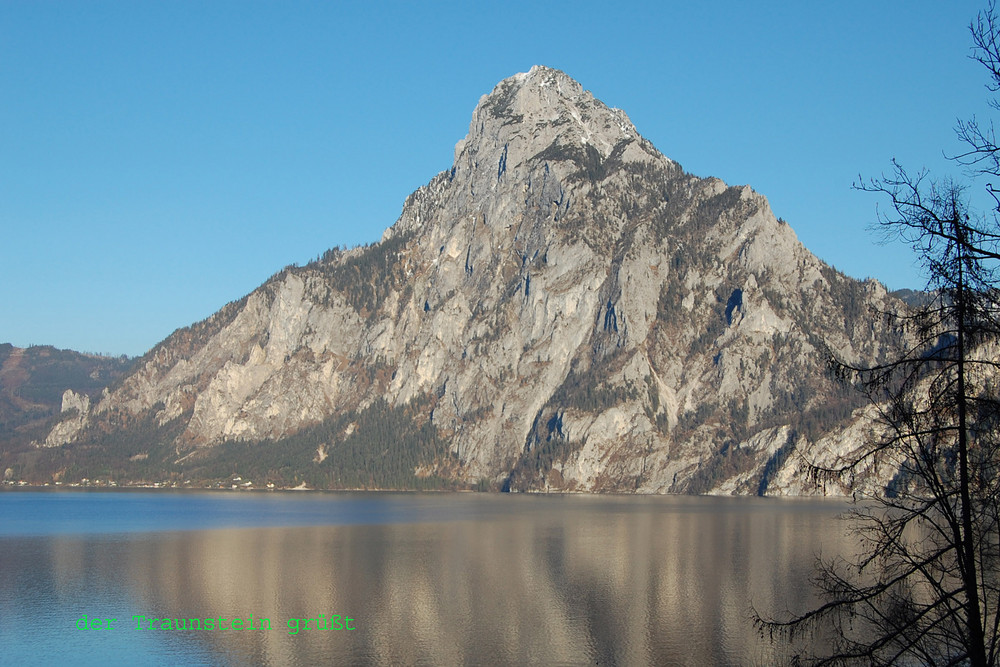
760, 5, 1000, 665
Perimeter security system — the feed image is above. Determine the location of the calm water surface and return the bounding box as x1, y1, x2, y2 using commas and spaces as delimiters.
0, 490, 856, 666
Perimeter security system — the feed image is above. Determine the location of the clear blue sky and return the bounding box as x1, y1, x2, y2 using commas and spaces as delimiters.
1, 1, 991, 357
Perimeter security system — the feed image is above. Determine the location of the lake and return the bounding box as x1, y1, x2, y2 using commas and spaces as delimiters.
0, 490, 855, 666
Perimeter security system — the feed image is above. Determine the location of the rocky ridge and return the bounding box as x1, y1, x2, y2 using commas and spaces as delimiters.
0, 344, 130, 451
32, 66, 907, 494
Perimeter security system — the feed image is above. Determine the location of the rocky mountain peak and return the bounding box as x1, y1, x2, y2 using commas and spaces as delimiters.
448, 66, 661, 194
22, 68, 910, 496
472, 65, 634, 143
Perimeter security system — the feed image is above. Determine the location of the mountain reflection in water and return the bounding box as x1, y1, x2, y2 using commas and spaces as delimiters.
0, 493, 853, 666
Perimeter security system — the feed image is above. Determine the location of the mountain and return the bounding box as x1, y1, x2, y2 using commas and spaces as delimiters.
13, 66, 908, 493
891, 288, 935, 309
0, 344, 131, 459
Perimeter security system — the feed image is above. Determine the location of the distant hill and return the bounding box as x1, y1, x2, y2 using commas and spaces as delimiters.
0, 344, 131, 448
890, 288, 934, 309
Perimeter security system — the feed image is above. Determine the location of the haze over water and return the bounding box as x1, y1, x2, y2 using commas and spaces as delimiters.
0, 491, 853, 665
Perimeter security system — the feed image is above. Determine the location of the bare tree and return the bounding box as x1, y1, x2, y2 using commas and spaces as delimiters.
758, 5, 1000, 665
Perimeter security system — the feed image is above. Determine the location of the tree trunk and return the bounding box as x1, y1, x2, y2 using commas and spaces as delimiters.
955, 220, 987, 666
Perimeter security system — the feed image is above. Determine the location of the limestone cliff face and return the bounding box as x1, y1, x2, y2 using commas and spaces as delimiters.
45, 67, 907, 494
43, 389, 91, 447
